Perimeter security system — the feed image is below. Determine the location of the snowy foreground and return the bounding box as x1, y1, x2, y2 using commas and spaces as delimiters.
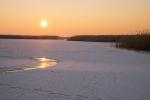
0, 40, 150, 100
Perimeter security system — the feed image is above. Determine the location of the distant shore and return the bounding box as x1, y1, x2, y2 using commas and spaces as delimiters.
0, 35, 62, 40
67, 35, 122, 42
67, 31, 150, 51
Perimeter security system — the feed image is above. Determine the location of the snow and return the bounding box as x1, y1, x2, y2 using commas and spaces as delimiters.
0, 39, 150, 100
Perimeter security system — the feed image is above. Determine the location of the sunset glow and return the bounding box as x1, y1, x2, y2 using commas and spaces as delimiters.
0, 0, 150, 36
41, 20, 48, 28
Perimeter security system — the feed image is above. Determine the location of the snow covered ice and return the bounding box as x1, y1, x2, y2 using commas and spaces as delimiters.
0, 39, 150, 100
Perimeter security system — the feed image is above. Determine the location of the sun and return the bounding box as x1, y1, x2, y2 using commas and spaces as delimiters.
40, 20, 48, 28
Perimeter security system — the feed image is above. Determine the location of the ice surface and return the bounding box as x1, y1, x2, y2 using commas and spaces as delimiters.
0, 39, 150, 100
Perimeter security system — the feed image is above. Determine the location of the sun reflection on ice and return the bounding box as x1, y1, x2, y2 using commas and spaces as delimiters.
37, 60, 57, 69
35, 57, 57, 69
23, 57, 57, 71
35, 57, 56, 62
1, 57, 57, 73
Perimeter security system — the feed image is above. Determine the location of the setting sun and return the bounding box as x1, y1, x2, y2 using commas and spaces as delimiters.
40, 20, 48, 28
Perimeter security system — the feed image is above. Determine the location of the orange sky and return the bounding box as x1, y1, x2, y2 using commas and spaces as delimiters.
0, 0, 150, 36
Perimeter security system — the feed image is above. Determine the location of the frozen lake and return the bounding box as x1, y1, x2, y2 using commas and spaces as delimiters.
0, 39, 150, 100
